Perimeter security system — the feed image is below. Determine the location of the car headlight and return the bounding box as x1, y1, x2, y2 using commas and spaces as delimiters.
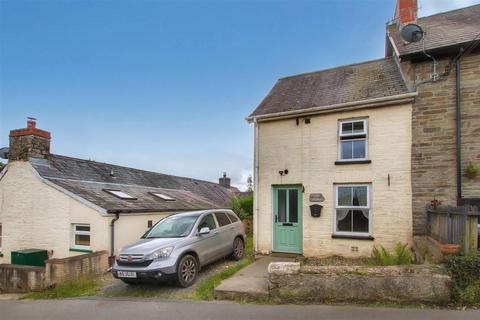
146, 246, 174, 260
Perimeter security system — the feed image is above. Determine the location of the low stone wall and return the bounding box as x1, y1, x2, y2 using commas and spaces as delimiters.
46, 250, 109, 284
0, 251, 108, 293
0, 264, 46, 293
268, 262, 451, 304
412, 235, 460, 264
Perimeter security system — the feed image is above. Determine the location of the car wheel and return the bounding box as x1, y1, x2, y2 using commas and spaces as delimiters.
177, 254, 198, 288
230, 237, 245, 261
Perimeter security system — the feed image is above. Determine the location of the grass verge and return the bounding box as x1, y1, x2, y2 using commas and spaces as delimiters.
192, 235, 254, 300
22, 278, 100, 300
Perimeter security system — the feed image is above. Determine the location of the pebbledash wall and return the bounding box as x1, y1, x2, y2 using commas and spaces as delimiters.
400, 53, 480, 235
0, 161, 168, 263
255, 103, 413, 257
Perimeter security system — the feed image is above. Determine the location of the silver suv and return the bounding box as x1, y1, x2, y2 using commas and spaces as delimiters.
112, 209, 246, 287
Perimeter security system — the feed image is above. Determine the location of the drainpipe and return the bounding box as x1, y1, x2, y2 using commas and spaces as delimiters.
110, 213, 120, 257
455, 59, 462, 206
253, 118, 259, 253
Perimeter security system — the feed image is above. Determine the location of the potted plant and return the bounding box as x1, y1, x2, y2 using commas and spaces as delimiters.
466, 162, 479, 179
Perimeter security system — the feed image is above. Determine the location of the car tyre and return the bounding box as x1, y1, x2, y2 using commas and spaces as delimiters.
176, 254, 198, 288
230, 237, 245, 261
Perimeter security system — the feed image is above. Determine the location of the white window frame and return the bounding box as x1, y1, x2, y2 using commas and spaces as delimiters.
71, 224, 91, 250
151, 193, 175, 201
103, 189, 137, 200
338, 119, 368, 161
333, 184, 372, 237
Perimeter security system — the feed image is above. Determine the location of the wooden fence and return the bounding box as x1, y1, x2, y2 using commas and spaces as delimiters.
427, 205, 479, 255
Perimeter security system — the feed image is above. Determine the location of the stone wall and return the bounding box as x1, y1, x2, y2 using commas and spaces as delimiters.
45, 250, 109, 284
401, 52, 480, 235
0, 264, 46, 293
0, 251, 108, 293
268, 262, 451, 304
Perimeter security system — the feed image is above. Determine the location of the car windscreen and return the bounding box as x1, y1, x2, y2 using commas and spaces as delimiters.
144, 215, 198, 238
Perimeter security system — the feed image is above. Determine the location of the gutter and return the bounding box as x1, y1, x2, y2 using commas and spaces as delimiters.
246, 92, 417, 123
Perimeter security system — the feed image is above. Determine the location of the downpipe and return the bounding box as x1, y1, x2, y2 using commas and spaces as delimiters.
109, 213, 120, 267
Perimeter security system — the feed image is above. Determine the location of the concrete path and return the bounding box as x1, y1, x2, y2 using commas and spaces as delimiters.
214, 256, 294, 300
2, 298, 479, 320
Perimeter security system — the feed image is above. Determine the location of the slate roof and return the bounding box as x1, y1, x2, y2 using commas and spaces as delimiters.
390, 5, 480, 57
30, 154, 234, 213
248, 57, 410, 118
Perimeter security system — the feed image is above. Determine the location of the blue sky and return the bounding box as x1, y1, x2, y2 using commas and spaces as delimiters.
1, 0, 478, 189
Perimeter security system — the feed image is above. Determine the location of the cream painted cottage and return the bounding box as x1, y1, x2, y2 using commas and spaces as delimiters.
247, 58, 416, 257
0, 119, 236, 263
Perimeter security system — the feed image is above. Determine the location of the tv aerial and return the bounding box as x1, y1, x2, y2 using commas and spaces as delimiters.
400, 23, 424, 43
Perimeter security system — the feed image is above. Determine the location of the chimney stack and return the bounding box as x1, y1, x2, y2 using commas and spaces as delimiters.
219, 172, 231, 189
394, 0, 417, 25
9, 118, 51, 161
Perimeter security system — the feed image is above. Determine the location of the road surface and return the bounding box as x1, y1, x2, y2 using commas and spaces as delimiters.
0, 298, 478, 320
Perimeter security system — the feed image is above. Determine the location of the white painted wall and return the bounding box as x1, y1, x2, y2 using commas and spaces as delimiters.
255, 103, 413, 257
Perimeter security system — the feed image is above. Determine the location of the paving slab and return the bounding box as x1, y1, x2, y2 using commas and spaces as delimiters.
214, 256, 294, 300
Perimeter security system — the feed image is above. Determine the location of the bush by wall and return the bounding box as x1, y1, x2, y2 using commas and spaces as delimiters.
368, 243, 413, 266
445, 254, 480, 305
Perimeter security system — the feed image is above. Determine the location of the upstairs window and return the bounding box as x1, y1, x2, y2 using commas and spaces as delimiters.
151, 193, 175, 201
338, 119, 368, 161
103, 189, 137, 200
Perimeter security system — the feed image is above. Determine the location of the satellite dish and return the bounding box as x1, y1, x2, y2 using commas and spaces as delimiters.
0, 147, 9, 159
401, 23, 424, 43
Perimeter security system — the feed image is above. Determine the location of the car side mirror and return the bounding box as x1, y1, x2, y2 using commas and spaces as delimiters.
199, 227, 210, 235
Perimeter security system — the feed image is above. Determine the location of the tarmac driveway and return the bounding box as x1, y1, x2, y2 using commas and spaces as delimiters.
101, 256, 237, 299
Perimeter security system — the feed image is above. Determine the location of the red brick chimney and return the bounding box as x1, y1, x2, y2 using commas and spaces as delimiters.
394, 0, 417, 25
9, 118, 51, 161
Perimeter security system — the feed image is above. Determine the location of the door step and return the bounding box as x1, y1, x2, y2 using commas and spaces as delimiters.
270, 252, 302, 259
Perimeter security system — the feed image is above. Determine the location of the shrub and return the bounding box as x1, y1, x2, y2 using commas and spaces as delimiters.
230, 194, 253, 220
445, 254, 480, 305
369, 243, 412, 266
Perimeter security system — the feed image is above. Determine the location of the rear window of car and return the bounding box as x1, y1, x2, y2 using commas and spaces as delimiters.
227, 213, 239, 222
215, 212, 231, 227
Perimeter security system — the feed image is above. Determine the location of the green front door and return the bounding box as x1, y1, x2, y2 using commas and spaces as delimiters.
273, 185, 303, 254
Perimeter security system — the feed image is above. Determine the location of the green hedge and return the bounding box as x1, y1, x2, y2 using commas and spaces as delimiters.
445, 254, 480, 305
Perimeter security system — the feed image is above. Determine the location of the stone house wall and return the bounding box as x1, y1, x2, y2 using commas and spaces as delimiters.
400, 52, 480, 235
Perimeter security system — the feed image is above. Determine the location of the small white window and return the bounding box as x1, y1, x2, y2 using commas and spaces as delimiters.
104, 189, 136, 200
72, 224, 91, 250
338, 119, 368, 161
334, 185, 371, 236
151, 193, 175, 201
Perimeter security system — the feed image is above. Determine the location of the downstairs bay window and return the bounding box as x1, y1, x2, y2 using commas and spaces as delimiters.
334, 185, 371, 237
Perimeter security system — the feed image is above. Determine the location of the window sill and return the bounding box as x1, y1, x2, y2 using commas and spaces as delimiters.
331, 234, 374, 241
70, 248, 93, 253
335, 160, 371, 165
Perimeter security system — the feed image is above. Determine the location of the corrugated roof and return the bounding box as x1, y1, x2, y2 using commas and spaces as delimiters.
30, 155, 234, 213
390, 4, 480, 57
248, 57, 409, 118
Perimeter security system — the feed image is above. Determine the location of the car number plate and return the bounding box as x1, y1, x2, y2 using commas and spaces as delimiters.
117, 271, 137, 278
